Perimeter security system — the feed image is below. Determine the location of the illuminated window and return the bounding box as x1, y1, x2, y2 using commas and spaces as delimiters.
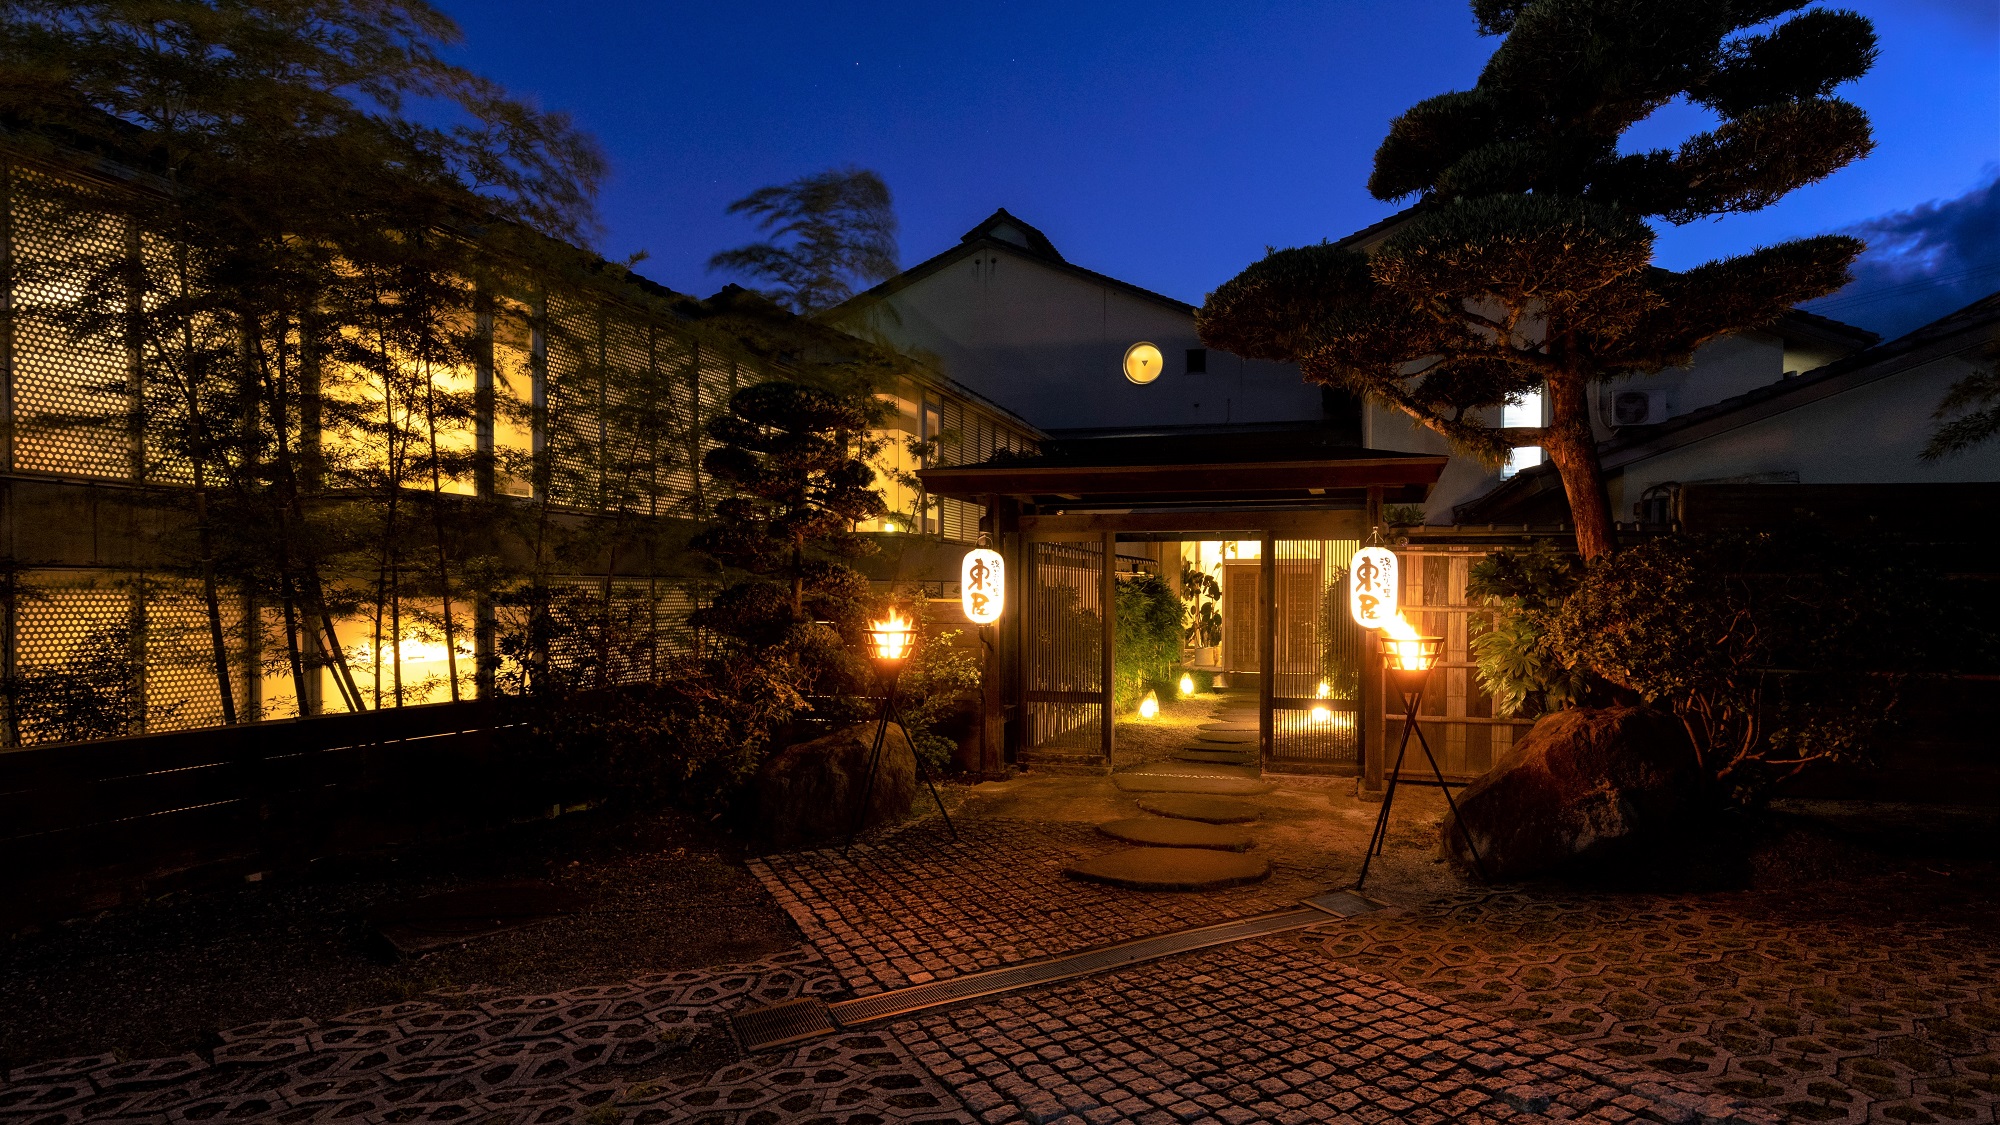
1123, 342, 1163, 385
1501, 388, 1543, 478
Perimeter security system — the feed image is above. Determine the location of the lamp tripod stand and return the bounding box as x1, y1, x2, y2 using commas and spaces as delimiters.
844, 664, 959, 854
1356, 637, 1488, 889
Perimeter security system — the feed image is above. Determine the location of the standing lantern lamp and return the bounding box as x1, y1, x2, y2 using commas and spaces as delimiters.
844, 610, 958, 852
1355, 616, 1487, 888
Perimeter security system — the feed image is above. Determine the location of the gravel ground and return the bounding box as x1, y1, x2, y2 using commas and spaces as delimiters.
0, 807, 801, 1070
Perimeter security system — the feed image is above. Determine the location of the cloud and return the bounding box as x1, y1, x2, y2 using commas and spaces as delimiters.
1803, 169, 2000, 339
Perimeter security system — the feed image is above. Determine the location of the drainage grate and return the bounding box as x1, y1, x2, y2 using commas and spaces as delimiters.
827, 897, 1374, 1028
1302, 889, 1379, 918
730, 997, 838, 1054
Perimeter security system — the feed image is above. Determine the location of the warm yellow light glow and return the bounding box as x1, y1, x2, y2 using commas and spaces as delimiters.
867, 609, 914, 662
883, 521, 900, 534
1310, 704, 1331, 723
1139, 690, 1160, 719
1123, 341, 1163, 385
1381, 612, 1437, 672
1315, 680, 1331, 699
961, 548, 1005, 625
1178, 673, 1195, 697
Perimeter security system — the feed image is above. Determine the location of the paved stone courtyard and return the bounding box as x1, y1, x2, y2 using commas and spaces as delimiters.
5, 795, 1997, 1123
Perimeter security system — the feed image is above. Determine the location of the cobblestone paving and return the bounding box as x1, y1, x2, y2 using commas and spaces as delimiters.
1288, 886, 2000, 1125
748, 818, 1333, 996
0, 949, 966, 1125
893, 937, 1780, 1125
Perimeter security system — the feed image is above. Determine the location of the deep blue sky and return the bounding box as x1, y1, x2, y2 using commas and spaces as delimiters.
435, 0, 2000, 337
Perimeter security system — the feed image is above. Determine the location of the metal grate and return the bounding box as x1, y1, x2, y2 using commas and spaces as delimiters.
825, 899, 1376, 1028
730, 997, 838, 1054
7, 166, 136, 478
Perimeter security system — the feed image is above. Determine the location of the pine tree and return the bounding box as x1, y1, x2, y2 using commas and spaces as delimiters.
1198, 0, 1877, 559
690, 381, 885, 649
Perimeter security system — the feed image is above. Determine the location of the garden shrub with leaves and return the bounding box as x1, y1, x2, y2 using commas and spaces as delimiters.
897, 626, 982, 773
1115, 571, 1183, 711
1546, 530, 1965, 803
1467, 542, 1599, 718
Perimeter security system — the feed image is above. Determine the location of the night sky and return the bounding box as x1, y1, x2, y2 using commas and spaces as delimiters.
434, 0, 1999, 338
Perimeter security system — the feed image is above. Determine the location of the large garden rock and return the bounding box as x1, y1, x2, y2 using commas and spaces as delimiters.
1441, 706, 1701, 881
756, 722, 916, 848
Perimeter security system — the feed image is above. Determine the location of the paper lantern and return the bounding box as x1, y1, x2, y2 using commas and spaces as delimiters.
1178, 673, 1195, 697
1347, 546, 1399, 630
960, 548, 1004, 625
1138, 690, 1159, 719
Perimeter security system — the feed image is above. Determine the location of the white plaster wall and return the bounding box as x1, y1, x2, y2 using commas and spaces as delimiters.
1608, 350, 2000, 516
848, 245, 1323, 431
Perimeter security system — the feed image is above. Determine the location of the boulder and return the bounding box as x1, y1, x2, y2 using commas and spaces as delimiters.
1441, 706, 1702, 881
755, 722, 916, 848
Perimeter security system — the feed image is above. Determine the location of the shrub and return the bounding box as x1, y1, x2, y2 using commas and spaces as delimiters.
1115, 571, 1182, 711
1546, 530, 1965, 803
897, 627, 981, 772
1467, 541, 1598, 718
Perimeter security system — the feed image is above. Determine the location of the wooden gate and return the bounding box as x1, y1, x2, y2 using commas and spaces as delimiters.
1269, 539, 1364, 772
1022, 538, 1109, 764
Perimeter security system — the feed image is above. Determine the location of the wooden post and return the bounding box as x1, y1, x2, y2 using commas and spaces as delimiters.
1361, 486, 1386, 797
1259, 532, 1275, 764
980, 493, 1005, 779
1100, 530, 1116, 767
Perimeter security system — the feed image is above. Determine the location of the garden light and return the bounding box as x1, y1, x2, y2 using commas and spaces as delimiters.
864, 609, 914, 666
1178, 673, 1195, 697
1358, 610, 1483, 889
1316, 680, 1330, 698
1139, 690, 1159, 719
1310, 704, 1331, 723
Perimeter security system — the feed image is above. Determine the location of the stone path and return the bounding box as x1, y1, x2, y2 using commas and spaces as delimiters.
1289, 886, 2000, 1125
0, 949, 973, 1124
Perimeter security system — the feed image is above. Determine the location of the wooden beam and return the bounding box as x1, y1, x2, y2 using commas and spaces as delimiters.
921, 455, 1447, 500
1100, 530, 1116, 767
1020, 509, 1368, 539
1259, 532, 1275, 766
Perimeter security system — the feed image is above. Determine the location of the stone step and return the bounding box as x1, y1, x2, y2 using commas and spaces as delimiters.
1095, 817, 1254, 851
1195, 732, 1258, 746
1136, 794, 1261, 823
1174, 749, 1257, 766
1112, 774, 1273, 796
1065, 848, 1271, 890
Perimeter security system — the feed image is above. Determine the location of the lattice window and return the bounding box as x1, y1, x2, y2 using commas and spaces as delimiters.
542, 292, 603, 508
693, 345, 737, 518
141, 579, 248, 732
6, 166, 136, 478
1269, 540, 1363, 770
6, 577, 135, 745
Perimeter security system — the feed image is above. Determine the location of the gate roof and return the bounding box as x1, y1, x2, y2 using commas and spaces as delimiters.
918, 424, 1446, 510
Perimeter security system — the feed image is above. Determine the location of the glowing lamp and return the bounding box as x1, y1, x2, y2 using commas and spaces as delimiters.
960, 547, 1004, 625
1139, 690, 1159, 719
1123, 341, 1163, 384
883, 521, 900, 534
1315, 680, 1331, 699
864, 609, 915, 667
1178, 673, 1195, 697
1379, 611, 1443, 694
1310, 704, 1331, 723
1348, 546, 1398, 630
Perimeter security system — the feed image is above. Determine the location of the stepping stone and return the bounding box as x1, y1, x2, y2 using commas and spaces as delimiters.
1137, 794, 1261, 822
1096, 817, 1254, 851
1112, 774, 1272, 795
1199, 721, 1258, 732
1174, 749, 1256, 765
1117, 760, 1258, 780
1196, 731, 1258, 745
1066, 848, 1270, 890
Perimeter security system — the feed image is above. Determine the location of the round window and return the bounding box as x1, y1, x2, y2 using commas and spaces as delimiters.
1123, 341, 1163, 385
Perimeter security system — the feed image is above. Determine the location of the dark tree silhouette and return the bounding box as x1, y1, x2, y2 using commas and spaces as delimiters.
1198, 0, 1878, 558
708, 168, 898, 314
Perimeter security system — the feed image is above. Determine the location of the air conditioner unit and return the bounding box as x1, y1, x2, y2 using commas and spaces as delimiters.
1611, 389, 1667, 426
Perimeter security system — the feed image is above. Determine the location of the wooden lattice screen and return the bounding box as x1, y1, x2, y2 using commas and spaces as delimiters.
1389, 543, 1535, 779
